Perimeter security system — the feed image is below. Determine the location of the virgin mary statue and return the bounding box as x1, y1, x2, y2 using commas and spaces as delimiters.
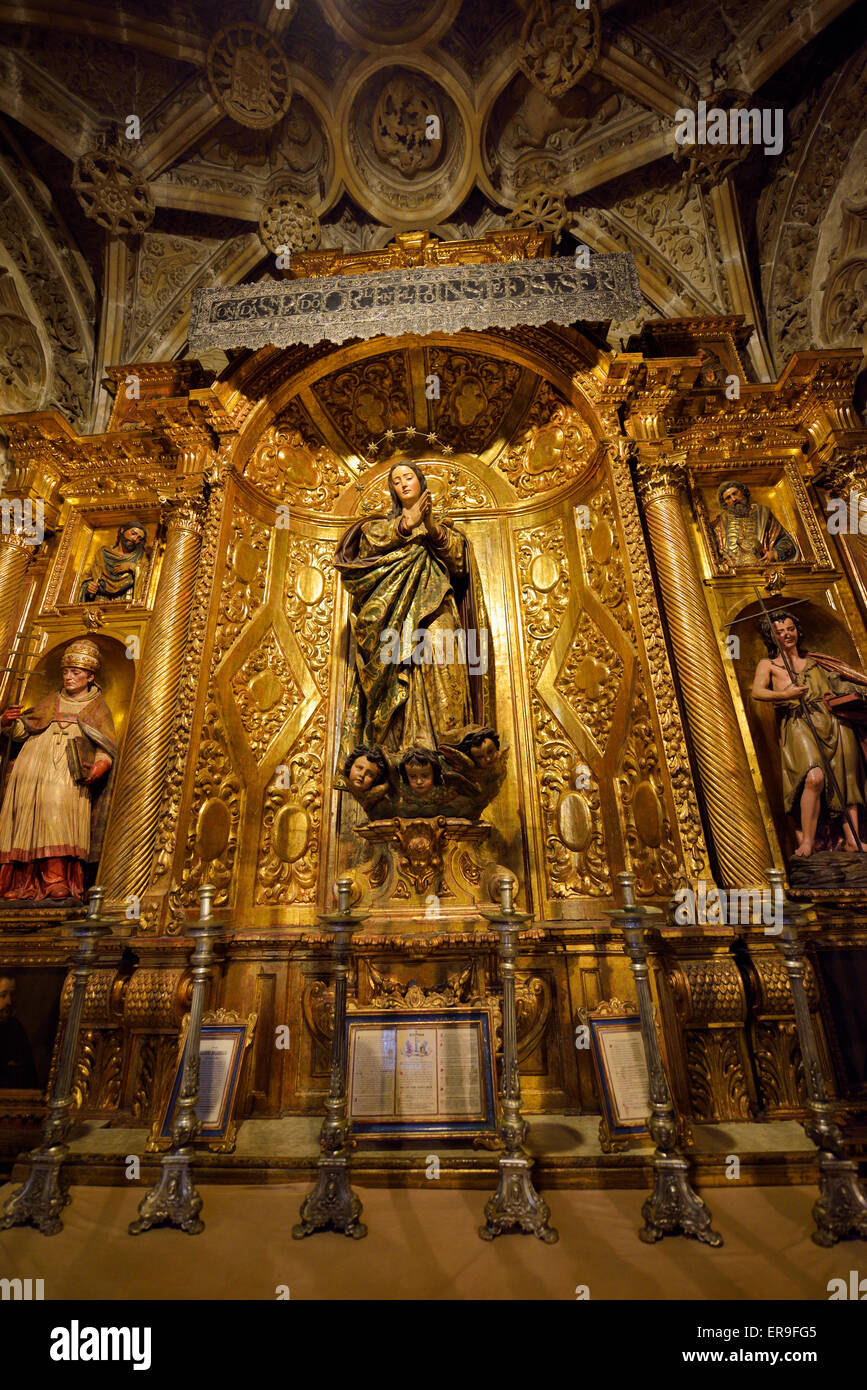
335, 458, 491, 767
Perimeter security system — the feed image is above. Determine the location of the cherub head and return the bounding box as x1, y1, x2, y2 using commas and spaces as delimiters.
344, 745, 390, 794
458, 727, 500, 769
399, 747, 442, 794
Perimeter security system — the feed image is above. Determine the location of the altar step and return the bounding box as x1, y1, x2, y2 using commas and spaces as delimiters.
3, 1115, 829, 1189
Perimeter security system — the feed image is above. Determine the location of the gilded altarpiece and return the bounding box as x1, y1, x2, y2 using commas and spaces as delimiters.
1, 252, 865, 1157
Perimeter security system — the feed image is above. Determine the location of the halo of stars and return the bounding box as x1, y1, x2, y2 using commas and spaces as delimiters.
360, 425, 454, 468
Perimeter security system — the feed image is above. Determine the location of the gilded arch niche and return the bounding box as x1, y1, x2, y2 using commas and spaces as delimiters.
162, 328, 698, 926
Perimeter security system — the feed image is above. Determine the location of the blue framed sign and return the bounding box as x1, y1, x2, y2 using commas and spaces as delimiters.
587, 1009, 651, 1140
347, 1007, 497, 1140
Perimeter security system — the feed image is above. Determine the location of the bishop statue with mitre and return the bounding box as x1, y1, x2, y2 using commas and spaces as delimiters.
0, 638, 117, 902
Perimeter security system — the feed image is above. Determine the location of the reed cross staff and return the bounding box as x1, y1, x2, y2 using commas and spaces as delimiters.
747, 586, 865, 855
0, 628, 41, 798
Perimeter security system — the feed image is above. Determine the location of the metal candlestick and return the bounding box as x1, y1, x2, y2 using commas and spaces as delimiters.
479, 877, 558, 1243
609, 871, 722, 1246
129, 884, 222, 1235
1, 886, 114, 1235
293, 876, 368, 1239
765, 868, 867, 1246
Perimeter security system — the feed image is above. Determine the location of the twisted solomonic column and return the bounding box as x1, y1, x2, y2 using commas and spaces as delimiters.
634, 450, 774, 888
0, 531, 36, 678
99, 495, 206, 907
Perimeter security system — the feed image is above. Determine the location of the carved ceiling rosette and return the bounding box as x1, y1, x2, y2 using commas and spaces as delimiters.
506, 185, 570, 242
518, 0, 602, 100
72, 151, 154, 235
319, 0, 462, 48
207, 23, 293, 130
259, 184, 321, 255
344, 64, 471, 225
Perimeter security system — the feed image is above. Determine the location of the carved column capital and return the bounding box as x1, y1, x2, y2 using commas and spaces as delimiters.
632, 446, 690, 505
159, 491, 208, 537
814, 450, 867, 498
0, 527, 39, 556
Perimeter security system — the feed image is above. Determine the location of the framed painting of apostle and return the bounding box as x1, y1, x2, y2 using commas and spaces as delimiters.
692, 465, 833, 578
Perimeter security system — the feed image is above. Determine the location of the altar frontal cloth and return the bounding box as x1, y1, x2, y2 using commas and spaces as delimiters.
188, 253, 641, 352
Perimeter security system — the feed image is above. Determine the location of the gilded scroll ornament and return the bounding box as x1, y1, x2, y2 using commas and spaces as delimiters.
232, 627, 303, 761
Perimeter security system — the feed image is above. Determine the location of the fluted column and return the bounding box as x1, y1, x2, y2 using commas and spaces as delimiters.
100, 495, 206, 906
0, 531, 35, 682
634, 450, 774, 887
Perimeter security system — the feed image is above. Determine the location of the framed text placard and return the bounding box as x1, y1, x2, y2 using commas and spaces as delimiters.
347, 1007, 497, 1140
149, 1009, 257, 1154
583, 1000, 651, 1145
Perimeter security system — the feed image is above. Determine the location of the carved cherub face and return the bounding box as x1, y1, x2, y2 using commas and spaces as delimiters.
390, 465, 421, 507
406, 761, 435, 793
62, 666, 92, 696
348, 754, 381, 792
470, 738, 498, 769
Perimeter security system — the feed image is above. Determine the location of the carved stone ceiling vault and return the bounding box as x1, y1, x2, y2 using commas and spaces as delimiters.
0, 0, 862, 439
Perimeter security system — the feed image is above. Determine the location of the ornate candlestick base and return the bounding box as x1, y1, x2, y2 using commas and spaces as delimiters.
480, 1154, 557, 1243
129, 885, 222, 1237
765, 870, 867, 1247
478, 879, 558, 1244
0, 1148, 71, 1236
610, 872, 722, 1247
293, 878, 368, 1240
2, 887, 116, 1236
293, 1156, 366, 1240
640, 1151, 720, 1246
128, 1153, 203, 1236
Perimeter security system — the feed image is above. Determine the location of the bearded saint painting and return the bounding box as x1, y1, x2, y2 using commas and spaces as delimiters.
0, 638, 117, 901
78, 520, 149, 603
334, 459, 492, 773
711, 480, 798, 570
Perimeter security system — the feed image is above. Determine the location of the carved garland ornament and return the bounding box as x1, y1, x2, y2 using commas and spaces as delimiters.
207, 24, 293, 130
72, 151, 154, 235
